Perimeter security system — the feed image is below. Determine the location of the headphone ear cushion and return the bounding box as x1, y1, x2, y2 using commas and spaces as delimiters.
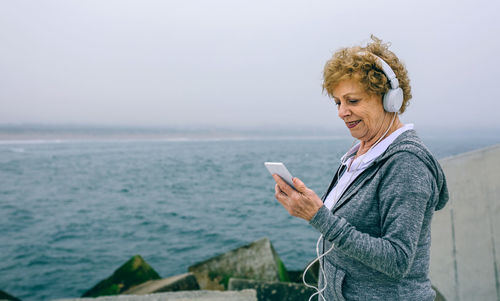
383, 88, 403, 112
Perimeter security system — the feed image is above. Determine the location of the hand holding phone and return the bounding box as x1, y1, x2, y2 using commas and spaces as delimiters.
264, 162, 296, 190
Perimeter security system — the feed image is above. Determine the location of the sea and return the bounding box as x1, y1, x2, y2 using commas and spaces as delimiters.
0, 125, 498, 300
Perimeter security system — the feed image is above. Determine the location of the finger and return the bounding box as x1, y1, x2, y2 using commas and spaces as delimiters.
274, 183, 282, 195
273, 176, 286, 196
274, 184, 289, 207
275, 184, 288, 199
272, 174, 295, 196
292, 177, 308, 193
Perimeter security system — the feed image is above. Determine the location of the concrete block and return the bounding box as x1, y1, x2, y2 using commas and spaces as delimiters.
228, 278, 316, 301
82, 255, 161, 297
0, 290, 21, 301
188, 238, 289, 290
286, 270, 303, 283
54, 289, 257, 301
299, 260, 319, 287
122, 273, 199, 295
430, 144, 500, 301
282, 260, 319, 286
433, 285, 446, 301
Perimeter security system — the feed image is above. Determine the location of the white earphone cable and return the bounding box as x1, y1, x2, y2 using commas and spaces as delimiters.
303, 112, 397, 299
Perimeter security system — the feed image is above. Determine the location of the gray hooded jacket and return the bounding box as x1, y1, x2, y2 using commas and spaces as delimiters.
309, 129, 448, 300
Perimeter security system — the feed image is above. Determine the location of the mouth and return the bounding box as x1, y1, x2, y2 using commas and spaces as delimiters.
346, 120, 361, 129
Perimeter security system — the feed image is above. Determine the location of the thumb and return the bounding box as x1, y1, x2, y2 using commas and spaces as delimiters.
293, 177, 307, 192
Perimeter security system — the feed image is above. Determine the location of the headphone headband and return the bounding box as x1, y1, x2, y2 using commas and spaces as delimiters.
357, 51, 398, 87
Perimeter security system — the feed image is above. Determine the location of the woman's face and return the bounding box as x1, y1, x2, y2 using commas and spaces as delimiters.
331, 79, 389, 142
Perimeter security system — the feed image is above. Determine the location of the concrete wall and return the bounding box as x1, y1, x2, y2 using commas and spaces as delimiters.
430, 144, 500, 301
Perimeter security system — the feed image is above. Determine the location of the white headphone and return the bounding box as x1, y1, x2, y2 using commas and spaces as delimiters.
358, 52, 403, 113
304, 53, 403, 301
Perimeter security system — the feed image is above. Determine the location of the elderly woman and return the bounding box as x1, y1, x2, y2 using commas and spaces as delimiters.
272, 36, 448, 300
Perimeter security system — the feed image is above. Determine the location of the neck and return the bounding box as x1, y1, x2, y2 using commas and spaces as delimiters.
357, 113, 402, 156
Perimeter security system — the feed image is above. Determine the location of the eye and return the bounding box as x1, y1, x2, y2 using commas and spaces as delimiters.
348, 99, 359, 104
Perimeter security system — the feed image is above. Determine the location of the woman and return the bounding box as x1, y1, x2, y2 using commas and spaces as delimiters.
272, 36, 448, 300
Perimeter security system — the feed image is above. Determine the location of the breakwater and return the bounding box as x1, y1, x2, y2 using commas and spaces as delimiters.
56, 238, 315, 301
430, 144, 500, 300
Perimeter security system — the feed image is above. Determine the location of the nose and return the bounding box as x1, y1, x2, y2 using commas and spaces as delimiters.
337, 102, 350, 119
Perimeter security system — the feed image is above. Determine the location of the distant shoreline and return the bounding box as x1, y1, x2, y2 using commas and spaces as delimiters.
0, 124, 499, 143
0, 131, 347, 144
0, 135, 349, 145
0, 124, 344, 143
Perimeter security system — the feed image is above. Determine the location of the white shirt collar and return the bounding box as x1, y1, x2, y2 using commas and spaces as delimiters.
341, 124, 414, 171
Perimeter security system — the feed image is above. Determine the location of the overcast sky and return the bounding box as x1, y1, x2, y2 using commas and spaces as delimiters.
1, 0, 499, 131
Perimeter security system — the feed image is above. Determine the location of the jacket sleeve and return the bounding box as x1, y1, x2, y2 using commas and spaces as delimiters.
309, 151, 434, 279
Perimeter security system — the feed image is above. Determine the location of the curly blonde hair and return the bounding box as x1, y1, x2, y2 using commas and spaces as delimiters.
322, 35, 412, 114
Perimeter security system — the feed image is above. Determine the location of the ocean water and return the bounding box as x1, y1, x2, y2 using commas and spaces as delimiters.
0, 132, 498, 300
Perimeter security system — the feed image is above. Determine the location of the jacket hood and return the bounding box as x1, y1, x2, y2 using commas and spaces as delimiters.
374, 129, 449, 210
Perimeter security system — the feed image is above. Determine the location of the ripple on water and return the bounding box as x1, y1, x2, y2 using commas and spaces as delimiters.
2, 137, 497, 300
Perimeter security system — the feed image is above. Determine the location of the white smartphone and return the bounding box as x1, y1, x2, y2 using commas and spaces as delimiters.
264, 162, 296, 190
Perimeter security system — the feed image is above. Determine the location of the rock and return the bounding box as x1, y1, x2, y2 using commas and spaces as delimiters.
286, 270, 303, 283
122, 273, 200, 295
55, 289, 257, 301
228, 278, 316, 301
0, 290, 21, 301
82, 255, 161, 297
188, 238, 289, 290
299, 260, 319, 286
432, 285, 446, 301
